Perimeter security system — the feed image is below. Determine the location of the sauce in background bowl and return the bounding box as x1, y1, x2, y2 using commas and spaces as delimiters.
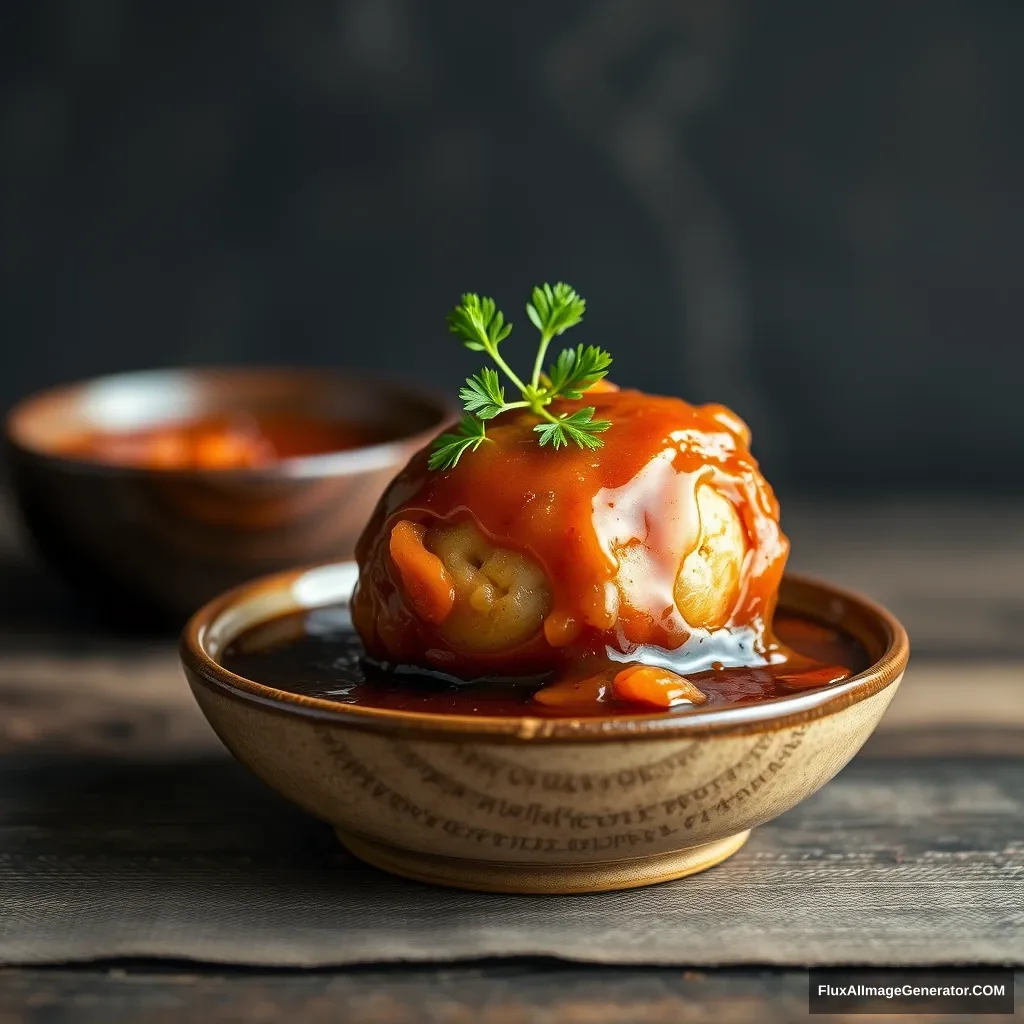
56, 412, 388, 471
4, 367, 455, 622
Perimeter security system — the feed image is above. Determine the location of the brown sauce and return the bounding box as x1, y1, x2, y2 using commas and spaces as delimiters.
56, 413, 384, 470
221, 607, 868, 718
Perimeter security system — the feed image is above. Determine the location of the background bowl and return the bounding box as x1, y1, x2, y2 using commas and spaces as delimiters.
4, 368, 453, 623
181, 563, 910, 894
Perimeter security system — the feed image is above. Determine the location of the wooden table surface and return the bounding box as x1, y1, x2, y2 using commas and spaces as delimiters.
1, 500, 1022, 1022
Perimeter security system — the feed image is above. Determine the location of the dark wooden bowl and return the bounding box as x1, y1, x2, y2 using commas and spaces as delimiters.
4, 368, 454, 623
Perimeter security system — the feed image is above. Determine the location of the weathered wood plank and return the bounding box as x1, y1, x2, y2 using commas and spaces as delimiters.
3, 964, 1021, 1024
0, 964, 816, 1024
1, 755, 1020, 967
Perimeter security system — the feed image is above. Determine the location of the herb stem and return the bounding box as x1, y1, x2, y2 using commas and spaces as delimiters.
532, 403, 562, 425
531, 331, 553, 390
489, 346, 530, 395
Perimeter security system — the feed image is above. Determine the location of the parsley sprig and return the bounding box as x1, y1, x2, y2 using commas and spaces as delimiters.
429, 283, 612, 470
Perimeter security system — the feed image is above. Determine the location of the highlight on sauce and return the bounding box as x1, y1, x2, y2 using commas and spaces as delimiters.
346, 386, 857, 714
55, 413, 383, 471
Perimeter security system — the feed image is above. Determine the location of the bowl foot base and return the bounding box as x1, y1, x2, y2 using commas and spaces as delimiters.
335, 829, 750, 894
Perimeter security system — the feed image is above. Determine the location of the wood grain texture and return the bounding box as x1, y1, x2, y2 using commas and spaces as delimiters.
0, 965, 834, 1024
1, 752, 1020, 967
1, 965, 1021, 1024
784, 501, 1024, 660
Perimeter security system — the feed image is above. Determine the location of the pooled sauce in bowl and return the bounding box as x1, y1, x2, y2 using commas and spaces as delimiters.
56, 413, 386, 471
221, 606, 868, 718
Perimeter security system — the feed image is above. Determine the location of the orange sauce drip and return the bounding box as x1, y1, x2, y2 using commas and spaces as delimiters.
353, 389, 791, 682
56, 413, 380, 470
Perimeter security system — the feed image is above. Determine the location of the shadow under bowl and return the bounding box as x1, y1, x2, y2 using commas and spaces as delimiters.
181, 564, 910, 894
4, 367, 453, 623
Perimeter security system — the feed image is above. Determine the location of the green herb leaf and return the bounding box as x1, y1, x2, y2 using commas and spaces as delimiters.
545, 343, 613, 400
428, 414, 490, 470
459, 368, 506, 420
533, 406, 611, 451
437, 282, 612, 470
526, 282, 586, 340
446, 293, 513, 353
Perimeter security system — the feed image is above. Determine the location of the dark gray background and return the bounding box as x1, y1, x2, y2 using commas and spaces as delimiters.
2, 0, 1022, 495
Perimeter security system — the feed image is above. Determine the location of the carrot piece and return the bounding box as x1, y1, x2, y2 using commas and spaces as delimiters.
193, 429, 262, 469
144, 431, 191, 469
389, 521, 456, 625
543, 610, 582, 648
612, 665, 707, 709
532, 673, 609, 708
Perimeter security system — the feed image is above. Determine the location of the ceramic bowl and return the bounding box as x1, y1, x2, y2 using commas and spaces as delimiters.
4, 368, 453, 622
181, 563, 910, 894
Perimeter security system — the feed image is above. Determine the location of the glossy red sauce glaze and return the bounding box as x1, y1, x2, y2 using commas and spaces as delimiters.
352, 389, 793, 692
56, 413, 383, 470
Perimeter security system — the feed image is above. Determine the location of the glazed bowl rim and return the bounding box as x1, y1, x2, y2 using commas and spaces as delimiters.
181, 562, 910, 742
4, 366, 455, 481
